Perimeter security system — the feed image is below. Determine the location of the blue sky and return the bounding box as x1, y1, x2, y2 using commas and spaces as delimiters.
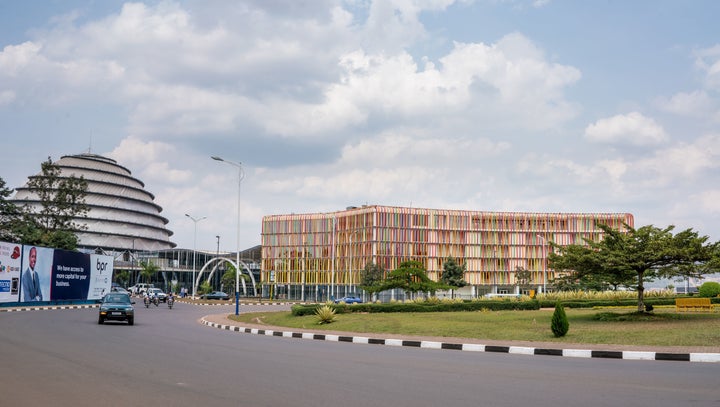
1, 0, 719, 252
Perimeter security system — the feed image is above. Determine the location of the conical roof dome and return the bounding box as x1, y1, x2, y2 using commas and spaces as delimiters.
12, 153, 176, 251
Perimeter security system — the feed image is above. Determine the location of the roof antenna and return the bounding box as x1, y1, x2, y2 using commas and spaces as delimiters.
88, 132, 93, 154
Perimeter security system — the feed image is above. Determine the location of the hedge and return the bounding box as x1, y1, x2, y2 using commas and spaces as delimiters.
290, 296, 720, 316
291, 300, 540, 316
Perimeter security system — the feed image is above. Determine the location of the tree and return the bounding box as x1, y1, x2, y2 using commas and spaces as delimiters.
549, 243, 635, 292
197, 280, 213, 296
221, 263, 248, 293
549, 223, 719, 312
698, 282, 720, 298
0, 176, 22, 242
15, 157, 89, 250
139, 261, 159, 286
440, 257, 467, 298
551, 302, 569, 337
380, 260, 447, 299
359, 262, 386, 301
514, 266, 532, 293
114, 269, 130, 287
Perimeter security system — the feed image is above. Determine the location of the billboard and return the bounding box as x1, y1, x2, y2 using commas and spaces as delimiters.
20, 245, 53, 302
0, 241, 22, 302
1, 242, 114, 303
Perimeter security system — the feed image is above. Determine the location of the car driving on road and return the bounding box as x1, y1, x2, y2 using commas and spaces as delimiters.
200, 291, 230, 300
98, 293, 135, 325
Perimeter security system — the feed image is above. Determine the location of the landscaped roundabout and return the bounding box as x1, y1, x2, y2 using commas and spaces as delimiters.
228, 291, 720, 349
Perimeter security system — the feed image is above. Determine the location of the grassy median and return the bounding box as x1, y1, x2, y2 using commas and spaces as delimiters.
229, 306, 720, 347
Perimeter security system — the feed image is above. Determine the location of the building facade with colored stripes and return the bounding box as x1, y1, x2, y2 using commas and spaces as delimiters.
261, 205, 633, 299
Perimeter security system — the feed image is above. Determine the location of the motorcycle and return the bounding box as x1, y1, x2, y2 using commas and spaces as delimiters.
152, 295, 159, 307
167, 295, 174, 309
144, 295, 150, 308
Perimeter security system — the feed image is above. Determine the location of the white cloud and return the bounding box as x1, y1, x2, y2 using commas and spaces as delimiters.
3, 0, 720, 248
694, 189, 720, 214
0, 2, 581, 142
634, 133, 720, 184
363, 0, 456, 53
340, 131, 510, 166
584, 112, 668, 146
656, 90, 715, 117
107, 137, 192, 184
695, 44, 720, 91
0, 42, 43, 76
267, 32, 581, 136
0, 90, 14, 105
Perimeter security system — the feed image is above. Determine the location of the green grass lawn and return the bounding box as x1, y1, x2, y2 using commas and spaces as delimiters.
228, 306, 720, 347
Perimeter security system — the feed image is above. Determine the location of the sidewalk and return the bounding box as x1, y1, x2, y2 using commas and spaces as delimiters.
200, 313, 720, 363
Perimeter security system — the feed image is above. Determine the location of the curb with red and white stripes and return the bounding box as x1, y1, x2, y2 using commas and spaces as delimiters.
200, 317, 720, 363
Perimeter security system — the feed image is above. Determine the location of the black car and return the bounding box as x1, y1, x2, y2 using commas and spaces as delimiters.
200, 291, 230, 300
98, 293, 135, 325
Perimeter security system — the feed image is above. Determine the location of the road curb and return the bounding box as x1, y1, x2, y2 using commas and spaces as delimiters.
0, 304, 98, 312
200, 317, 720, 363
178, 301, 299, 306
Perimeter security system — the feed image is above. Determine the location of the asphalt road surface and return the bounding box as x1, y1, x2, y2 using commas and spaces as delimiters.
2, 302, 719, 407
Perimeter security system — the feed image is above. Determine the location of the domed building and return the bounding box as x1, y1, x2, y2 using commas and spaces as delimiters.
11, 153, 176, 252
9, 153, 267, 294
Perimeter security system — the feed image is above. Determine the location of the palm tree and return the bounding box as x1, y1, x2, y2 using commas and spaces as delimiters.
139, 261, 159, 286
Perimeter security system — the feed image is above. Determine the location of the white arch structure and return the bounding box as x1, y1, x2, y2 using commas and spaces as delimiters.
195, 257, 258, 296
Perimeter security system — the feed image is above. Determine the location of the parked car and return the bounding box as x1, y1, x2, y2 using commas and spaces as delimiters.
98, 293, 135, 325
200, 291, 230, 300
146, 288, 168, 302
334, 296, 363, 304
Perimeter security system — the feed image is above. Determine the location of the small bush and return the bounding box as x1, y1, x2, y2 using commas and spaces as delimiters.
314, 305, 337, 324
551, 302, 569, 337
698, 282, 720, 298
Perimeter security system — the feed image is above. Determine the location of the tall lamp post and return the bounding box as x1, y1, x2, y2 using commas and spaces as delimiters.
211, 155, 244, 315
186, 213, 206, 298
216, 234, 221, 288
330, 216, 336, 300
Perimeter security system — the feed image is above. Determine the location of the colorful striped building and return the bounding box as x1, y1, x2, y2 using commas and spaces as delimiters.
261, 205, 633, 299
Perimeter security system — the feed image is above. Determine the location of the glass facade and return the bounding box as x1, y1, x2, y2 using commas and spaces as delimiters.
261, 205, 634, 296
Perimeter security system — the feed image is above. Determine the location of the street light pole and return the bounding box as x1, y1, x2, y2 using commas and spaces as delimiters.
186, 213, 206, 298
330, 216, 336, 300
211, 156, 244, 315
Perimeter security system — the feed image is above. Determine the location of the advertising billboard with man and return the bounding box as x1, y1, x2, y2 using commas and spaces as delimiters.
4, 244, 114, 304
20, 245, 53, 302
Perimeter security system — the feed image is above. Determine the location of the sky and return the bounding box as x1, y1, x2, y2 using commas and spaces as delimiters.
1, 0, 720, 253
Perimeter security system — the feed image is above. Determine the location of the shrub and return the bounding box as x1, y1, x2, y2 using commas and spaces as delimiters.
698, 282, 720, 298
314, 305, 337, 324
551, 302, 569, 337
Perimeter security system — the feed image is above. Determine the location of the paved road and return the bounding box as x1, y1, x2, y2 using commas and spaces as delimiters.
2, 302, 719, 407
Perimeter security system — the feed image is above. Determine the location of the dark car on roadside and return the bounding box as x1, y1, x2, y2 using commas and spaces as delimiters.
334, 296, 363, 304
200, 291, 230, 300
98, 293, 135, 325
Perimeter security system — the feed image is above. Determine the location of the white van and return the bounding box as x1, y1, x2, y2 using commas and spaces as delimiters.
128, 283, 154, 295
